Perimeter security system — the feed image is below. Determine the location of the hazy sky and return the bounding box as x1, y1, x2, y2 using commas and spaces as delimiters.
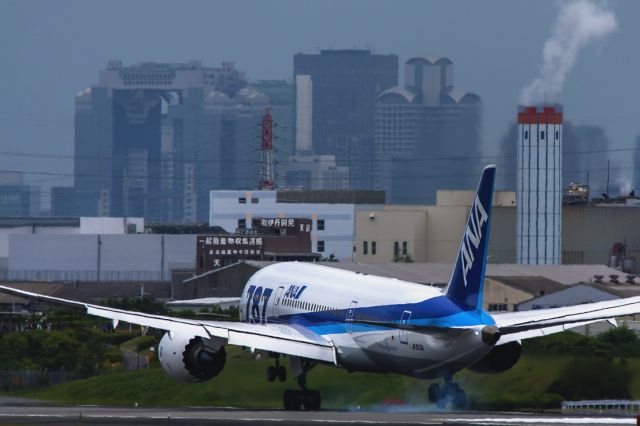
1, 0, 639, 200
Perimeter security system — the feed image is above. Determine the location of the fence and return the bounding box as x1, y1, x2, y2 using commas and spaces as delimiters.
562, 399, 640, 413
3, 269, 170, 282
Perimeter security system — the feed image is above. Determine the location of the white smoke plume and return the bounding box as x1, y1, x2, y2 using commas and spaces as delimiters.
519, 0, 617, 105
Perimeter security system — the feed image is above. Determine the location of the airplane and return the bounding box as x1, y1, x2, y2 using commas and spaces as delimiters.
3, 164, 640, 411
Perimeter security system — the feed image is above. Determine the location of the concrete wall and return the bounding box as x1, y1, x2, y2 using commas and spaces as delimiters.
8, 234, 195, 282
435, 190, 516, 208
563, 206, 640, 268
355, 207, 428, 262
0, 217, 143, 259
79, 217, 144, 234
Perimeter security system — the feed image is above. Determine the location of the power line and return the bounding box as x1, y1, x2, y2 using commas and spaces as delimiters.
0, 144, 636, 165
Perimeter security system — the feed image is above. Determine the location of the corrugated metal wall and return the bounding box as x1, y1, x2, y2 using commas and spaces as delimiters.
8, 234, 195, 282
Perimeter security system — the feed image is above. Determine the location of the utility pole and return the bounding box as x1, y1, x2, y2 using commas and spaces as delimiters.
606, 160, 610, 198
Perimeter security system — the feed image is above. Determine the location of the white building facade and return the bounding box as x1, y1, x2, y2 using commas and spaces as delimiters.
516, 106, 563, 265
210, 190, 381, 260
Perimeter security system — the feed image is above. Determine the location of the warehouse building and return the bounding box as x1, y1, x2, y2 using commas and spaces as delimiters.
355, 190, 640, 272
0, 217, 144, 279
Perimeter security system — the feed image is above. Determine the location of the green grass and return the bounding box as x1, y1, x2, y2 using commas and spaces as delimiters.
10, 348, 593, 410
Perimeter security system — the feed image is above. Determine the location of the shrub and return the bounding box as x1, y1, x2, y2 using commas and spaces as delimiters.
548, 358, 631, 400
136, 335, 158, 352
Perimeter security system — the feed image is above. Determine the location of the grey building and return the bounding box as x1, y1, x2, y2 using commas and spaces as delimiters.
51, 186, 75, 217
293, 50, 398, 190
0, 185, 40, 218
516, 283, 640, 311
73, 60, 266, 222
374, 55, 482, 204
283, 154, 349, 190
0, 172, 41, 218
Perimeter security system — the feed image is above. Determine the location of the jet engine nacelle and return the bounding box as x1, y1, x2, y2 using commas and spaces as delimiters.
467, 341, 522, 374
158, 332, 226, 383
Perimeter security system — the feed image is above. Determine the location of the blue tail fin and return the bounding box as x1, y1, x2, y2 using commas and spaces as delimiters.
445, 165, 496, 310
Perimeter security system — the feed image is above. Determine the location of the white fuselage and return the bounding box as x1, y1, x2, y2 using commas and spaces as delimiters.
239, 262, 494, 379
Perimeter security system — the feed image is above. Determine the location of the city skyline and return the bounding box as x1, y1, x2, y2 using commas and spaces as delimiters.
1, 0, 639, 208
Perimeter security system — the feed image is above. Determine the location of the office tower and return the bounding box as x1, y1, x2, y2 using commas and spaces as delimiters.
293, 50, 398, 190
74, 61, 266, 222
374, 55, 482, 204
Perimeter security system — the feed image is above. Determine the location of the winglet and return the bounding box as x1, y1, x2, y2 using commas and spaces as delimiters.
445, 165, 496, 310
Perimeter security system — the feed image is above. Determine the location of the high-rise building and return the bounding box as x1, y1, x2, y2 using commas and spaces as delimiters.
373, 55, 482, 204
284, 154, 349, 190
293, 50, 398, 190
0, 172, 41, 217
51, 186, 75, 217
73, 61, 266, 222
516, 106, 563, 265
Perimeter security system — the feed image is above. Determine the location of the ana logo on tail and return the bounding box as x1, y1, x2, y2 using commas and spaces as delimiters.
461, 195, 488, 286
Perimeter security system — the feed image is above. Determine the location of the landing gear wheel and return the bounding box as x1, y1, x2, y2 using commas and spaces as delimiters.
430, 378, 466, 409
277, 365, 287, 382
428, 383, 442, 403
267, 366, 277, 383
445, 382, 460, 396
302, 390, 321, 411
282, 358, 321, 411
453, 388, 466, 408
283, 390, 302, 411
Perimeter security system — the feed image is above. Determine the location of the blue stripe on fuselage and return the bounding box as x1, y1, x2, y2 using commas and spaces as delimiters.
270, 295, 495, 336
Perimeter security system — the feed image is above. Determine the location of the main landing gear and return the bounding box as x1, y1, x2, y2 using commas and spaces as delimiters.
428, 376, 466, 409
282, 359, 321, 411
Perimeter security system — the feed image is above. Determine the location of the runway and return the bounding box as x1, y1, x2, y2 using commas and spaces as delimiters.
0, 400, 637, 426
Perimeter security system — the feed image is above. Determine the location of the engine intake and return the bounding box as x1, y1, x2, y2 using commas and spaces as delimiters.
467, 341, 522, 374
158, 332, 226, 383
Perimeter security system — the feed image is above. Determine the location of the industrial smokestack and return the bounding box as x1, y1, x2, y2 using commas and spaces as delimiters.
516, 105, 563, 265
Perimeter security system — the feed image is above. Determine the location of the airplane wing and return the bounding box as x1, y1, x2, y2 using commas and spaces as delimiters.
0, 285, 337, 365
492, 296, 640, 344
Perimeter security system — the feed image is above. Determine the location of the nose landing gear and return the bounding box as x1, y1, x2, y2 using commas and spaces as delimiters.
428, 378, 466, 409
266, 358, 286, 382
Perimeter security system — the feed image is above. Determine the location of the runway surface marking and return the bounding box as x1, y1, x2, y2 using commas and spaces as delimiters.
0, 405, 637, 425
451, 417, 635, 424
